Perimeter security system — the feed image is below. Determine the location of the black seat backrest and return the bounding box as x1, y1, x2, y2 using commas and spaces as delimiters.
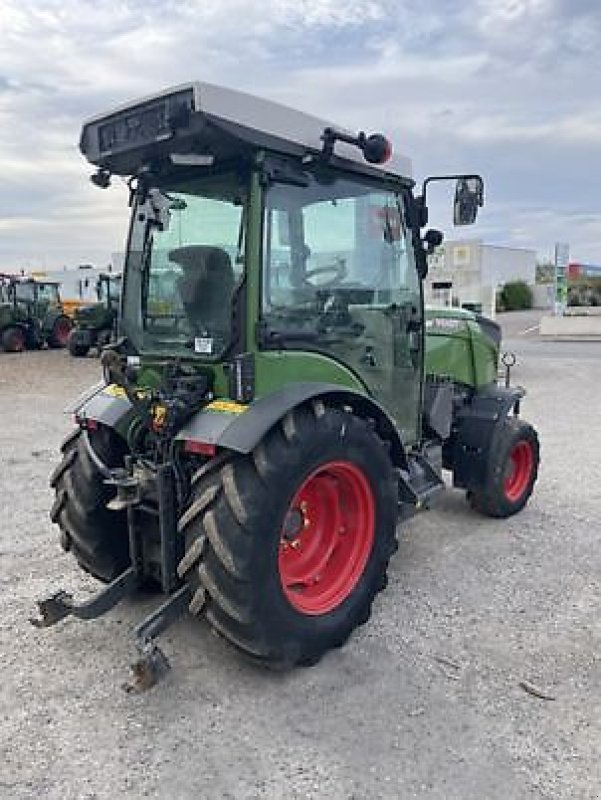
169, 245, 235, 334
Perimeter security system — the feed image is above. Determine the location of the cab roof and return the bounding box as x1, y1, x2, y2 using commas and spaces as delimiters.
80, 81, 413, 183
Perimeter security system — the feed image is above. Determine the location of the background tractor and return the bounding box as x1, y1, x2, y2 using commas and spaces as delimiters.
1, 274, 30, 352
68, 273, 121, 357
37, 82, 539, 687
1, 275, 72, 351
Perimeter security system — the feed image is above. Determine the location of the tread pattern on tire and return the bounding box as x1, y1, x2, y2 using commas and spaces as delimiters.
2, 326, 25, 353
50, 428, 129, 581
47, 316, 72, 349
468, 416, 540, 518
178, 402, 398, 667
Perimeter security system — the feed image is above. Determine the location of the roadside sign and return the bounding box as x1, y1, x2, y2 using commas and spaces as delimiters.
554, 242, 569, 315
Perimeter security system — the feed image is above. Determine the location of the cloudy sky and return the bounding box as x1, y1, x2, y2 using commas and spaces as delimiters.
0, 0, 599, 270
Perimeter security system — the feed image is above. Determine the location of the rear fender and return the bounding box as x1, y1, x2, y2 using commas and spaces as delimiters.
66, 382, 134, 436
450, 385, 525, 490
176, 382, 410, 471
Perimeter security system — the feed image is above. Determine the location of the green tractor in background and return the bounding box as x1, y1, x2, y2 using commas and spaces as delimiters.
35, 83, 539, 687
1, 274, 30, 352
68, 273, 122, 357
0, 275, 72, 351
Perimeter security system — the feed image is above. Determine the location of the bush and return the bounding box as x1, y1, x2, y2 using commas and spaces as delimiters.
499, 280, 533, 311
567, 277, 601, 307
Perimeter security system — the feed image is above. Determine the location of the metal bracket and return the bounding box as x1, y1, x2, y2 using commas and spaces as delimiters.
30, 567, 138, 627
501, 351, 517, 388
124, 583, 192, 693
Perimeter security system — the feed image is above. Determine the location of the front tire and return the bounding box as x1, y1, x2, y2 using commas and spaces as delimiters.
68, 331, 90, 357
50, 427, 130, 581
47, 316, 72, 348
468, 417, 539, 518
178, 403, 398, 667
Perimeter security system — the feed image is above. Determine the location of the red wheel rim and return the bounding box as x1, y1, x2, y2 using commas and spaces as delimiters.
504, 441, 534, 502
54, 318, 71, 345
278, 460, 375, 615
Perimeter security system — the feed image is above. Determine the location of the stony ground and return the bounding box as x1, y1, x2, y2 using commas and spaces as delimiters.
0, 315, 599, 800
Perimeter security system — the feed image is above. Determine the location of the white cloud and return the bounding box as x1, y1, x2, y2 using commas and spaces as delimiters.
0, 0, 599, 267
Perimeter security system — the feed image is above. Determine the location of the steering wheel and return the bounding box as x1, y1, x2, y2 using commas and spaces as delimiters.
304, 259, 347, 288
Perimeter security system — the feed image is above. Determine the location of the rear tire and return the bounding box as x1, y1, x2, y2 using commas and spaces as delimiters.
178, 403, 398, 667
2, 326, 26, 352
48, 316, 72, 348
468, 417, 539, 518
50, 427, 130, 581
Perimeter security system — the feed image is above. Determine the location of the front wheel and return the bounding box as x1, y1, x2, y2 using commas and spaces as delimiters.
468, 417, 539, 518
178, 403, 398, 667
68, 331, 90, 357
47, 316, 72, 348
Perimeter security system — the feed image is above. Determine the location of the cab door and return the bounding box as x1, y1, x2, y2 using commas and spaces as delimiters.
263, 177, 423, 445
336, 193, 423, 444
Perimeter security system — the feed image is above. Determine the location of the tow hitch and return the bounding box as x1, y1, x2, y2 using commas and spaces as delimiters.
31, 457, 189, 692
127, 583, 192, 692
30, 567, 138, 627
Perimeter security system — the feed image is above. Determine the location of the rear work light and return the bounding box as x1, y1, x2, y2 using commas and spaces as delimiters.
183, 440, 216, 457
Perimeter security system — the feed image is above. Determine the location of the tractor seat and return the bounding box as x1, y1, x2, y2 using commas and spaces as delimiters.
169, 245, 235, 336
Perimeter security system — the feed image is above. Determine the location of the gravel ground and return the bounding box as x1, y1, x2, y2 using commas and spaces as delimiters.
0, 321, 599, 800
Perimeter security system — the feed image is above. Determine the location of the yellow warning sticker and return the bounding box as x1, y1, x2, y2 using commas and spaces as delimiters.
103, 384, 127, 398
102, 384, 149, 400
206, 399, 247, 414
152, 403, 168, 428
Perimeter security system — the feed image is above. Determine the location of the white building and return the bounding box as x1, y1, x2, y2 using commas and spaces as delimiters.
36, 264, 120, 304
426, 239, 536, 316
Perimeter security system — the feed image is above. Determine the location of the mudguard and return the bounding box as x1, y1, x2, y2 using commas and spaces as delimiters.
65, 382, 134, 432
65, 381, 107, 414
450, 384, 525, 490
176, 382, 410, 470
67, 381, 410, 471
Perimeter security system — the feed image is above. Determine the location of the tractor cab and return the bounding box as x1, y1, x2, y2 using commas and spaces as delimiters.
68, 274, 122, 357
11, 278, 72, 349
79, 82, 483, 444
14, 278, 60, 313
97, 273, 121, 309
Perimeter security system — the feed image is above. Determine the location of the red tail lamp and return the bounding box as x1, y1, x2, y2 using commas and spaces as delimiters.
183, 440, 216, 457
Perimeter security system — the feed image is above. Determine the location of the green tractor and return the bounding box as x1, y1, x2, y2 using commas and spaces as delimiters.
1, 275, 72, 351
68, 273, 122, 357
1, 274, 29, 352
35, 83, 539, 688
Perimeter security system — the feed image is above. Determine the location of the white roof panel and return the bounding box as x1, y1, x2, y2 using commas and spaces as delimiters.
81, 81, 413, 180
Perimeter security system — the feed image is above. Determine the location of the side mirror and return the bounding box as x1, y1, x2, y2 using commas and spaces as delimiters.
453, 176, 484, 226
